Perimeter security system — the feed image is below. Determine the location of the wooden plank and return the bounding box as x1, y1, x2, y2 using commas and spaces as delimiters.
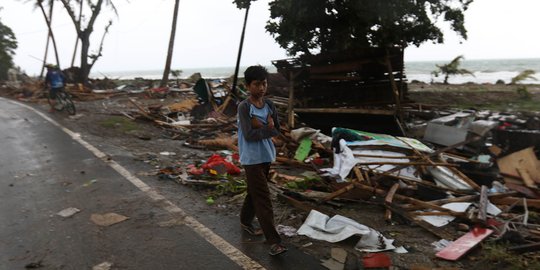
491, 197, 540, 210
353, 183, 465, 217
275, 156, 313, 169
385, 184, 399, 221
507, 242, 540, 253
386, 204, 455, 240
504, 182, 540, 199
385, 50, 404, 122
477, 185, 488, 223
294, 108, 395, 115
448, 166, 482, 192
356, 161, 457, 167
287, 71, 296, 128
436, 228, 493, 261
353, 166, 365, 182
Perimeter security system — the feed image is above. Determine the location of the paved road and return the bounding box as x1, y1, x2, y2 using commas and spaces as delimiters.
0, 98, 324, 270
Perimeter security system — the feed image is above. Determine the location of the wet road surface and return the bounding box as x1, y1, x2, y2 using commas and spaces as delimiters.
0, 98, 324, 270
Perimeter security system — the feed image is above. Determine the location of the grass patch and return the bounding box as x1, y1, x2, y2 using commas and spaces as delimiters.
455, 99, 540, 112
476, 242, 540, 270
98, 116, 139, 132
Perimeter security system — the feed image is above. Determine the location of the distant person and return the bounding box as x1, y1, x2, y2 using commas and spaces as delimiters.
44, 64, 65, 112
237, 65, 287, 256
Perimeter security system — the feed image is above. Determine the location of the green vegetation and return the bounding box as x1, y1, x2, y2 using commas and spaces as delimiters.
432, 55, 475, 84
0, 15, 17, 80
511, 69, 538, 84
516, 86, 532, 100
98, 116, 138, 132
510, 70, 537, 101
235, 0, 473, 56
477, 242, 540, 270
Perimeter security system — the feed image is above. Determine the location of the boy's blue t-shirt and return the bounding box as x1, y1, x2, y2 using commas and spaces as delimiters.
237, 102, 276, 165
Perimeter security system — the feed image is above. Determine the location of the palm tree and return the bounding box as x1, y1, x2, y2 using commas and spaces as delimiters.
231, 1, 252, 95
431, 55, 475, 84
28, 0, 61, 77
510, 70, 537, 84
160, 0, 181, 88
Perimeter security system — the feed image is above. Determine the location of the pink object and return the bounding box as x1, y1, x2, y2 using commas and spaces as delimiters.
436, 227, 493, 261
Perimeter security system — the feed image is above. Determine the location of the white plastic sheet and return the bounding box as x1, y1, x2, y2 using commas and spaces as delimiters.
321, 139, 420, 181
297, 210, 406, 253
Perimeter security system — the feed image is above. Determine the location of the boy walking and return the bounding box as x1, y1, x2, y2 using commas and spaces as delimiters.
237, 65, 287, 256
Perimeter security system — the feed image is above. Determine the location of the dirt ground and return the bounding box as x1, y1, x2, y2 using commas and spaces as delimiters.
3, 81, 540, 269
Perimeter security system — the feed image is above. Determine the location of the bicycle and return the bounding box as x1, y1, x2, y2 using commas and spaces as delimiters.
47, 87, 76, 115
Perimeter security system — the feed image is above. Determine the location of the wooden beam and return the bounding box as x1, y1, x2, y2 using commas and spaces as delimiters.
294, 108, 394, 115
287, 71, 296, 128
477, 185, 488, 223
491, 197, 540, 210
386, 204, 456, 240
385, 183, 399, 221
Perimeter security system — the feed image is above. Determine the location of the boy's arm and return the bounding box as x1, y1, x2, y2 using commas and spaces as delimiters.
268, 100, 281, 133
238, 102, 279, 141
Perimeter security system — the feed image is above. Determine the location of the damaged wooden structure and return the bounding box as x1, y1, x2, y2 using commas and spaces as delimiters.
272, 47, 409, 134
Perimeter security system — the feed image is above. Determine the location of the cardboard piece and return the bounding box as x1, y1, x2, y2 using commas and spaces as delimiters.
497, 147, 540, 184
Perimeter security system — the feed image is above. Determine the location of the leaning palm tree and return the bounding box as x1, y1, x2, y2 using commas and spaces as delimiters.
510, 69, 538, 84
26, 0, 61, 76
431, 55, 475, 84
160, 0, 181, 88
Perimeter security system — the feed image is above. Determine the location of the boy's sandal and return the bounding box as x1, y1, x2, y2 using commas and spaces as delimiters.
241, 223, 263, 236
269, 244, 288, 256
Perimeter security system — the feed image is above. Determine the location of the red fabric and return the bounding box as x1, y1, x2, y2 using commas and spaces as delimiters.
201, 154, 241, 175
363, 253, 391, 268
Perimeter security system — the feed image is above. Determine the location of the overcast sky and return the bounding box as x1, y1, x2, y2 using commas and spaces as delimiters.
2, 0, 540, 75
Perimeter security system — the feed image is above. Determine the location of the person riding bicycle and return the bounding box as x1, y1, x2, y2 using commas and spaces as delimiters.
44, 64, 66, 112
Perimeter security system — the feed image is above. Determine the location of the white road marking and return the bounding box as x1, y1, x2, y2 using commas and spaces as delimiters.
3, 98, 265, 270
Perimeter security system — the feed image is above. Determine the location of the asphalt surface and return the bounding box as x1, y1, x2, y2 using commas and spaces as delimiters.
0, 98, 324, 270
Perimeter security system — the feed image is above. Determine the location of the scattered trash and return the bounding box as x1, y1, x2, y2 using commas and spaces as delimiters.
82, 179, 98, 187
330, 247, 348, 264
90, 213, 129, 227
276, 224, 297, 237
362, 253, 392, 269
431, 239, 453, 252
297, 210, 405, 253
57, 207, 81, 218
92, 261, 113, 270
320, 258, 344, 270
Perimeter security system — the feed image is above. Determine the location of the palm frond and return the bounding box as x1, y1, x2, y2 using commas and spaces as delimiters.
511, 69, 537, 84
456, 68, 475, 77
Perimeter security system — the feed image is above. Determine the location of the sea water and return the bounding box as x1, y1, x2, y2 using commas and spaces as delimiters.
406, 58, 540, 84
93, 58, 540, 84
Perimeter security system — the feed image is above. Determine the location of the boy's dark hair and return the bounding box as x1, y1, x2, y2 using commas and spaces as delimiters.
244, 65, 268, 85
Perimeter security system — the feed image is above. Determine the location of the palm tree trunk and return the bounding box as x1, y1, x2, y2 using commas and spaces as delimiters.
231, 3, 250, 95
37, 1, 61, 69
160, 0, 181, 88
39, 1, 53, 78
70, 1, 83, 67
